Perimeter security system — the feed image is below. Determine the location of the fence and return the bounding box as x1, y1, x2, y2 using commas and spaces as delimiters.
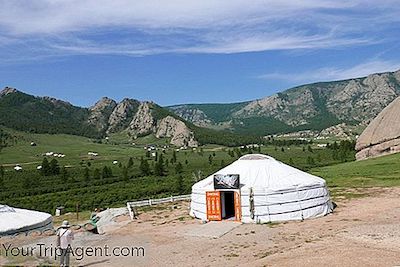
126, 194, 191, 220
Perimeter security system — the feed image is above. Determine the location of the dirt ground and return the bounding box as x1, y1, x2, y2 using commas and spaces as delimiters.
3, 187, 400, 266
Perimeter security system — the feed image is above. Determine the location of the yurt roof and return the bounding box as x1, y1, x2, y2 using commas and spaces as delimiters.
356, 96, 400, 151
192, 154, 326, 192
0, 205, 52, 234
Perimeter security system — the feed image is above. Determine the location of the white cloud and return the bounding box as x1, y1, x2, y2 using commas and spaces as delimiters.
259, 60, 400, 83
0, 1, 357, 35
0, 0, 398, 59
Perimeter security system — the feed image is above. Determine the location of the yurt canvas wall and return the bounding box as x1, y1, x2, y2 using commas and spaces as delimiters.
190, 154, 333, 223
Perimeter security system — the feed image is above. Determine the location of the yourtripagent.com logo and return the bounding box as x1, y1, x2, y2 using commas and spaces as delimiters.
1, 243, 145, 261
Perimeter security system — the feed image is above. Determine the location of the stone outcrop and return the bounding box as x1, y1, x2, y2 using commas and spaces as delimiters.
156, 116, 198, 147
0, 87, 18, 97
86, 97, 199, 147
87, 97, 117, 132
128, 102, 155, 136
107, 98, 140, 133
168, 106, 212, 127
356, 96, 400, 160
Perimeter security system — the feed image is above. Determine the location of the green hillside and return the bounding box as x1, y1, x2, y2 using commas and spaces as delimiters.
169, 102, 249, 123
311, 153, 400, 199
0, 90, 99, 138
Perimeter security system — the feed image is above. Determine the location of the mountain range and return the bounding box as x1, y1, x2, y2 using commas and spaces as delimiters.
0, 87, 259, 147
169, 70, 400, 135
1, 69, 399, 146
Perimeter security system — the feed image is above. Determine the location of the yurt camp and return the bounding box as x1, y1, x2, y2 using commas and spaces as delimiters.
0, 205, 53, 236
190, 154, 333, 223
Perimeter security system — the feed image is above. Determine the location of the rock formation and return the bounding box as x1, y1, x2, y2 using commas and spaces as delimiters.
87, 97, 117, 132
356, 96, 400, 160
0, 87, 18, 97
128, 101, 156, 136
107, 98, 140, 133
156, 116, 198, 147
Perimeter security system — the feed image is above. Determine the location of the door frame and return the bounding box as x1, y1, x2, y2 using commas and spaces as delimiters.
206, 190, 241, 222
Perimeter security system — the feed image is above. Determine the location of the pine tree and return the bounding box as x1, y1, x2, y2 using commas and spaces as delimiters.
49, 159, 60, 175
22, 176, 31, 189
172, 150, 177, 163
60, 166, 68, 181
122, 166, 129, 181
307, 145, 313, 153
220, 160, 225, 168
93, 168, 101, 179
175, 162, 183, 174
102, 166, 110, 178
208, 155, 213, 165
176, 175, 184, 194
140, 157, 151, 176
154, 154, 165, 176
127, 157, 134, 168
84, 167, 90, 182
307, 156, 315, 165
0, 165, 4, 188
41, 157, 50, 176
0, 165, 4, 180
107, 166, 113, 177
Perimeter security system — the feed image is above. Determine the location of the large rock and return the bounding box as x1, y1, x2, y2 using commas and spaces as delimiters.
88, 97, 117, 132
128, 101, 156, 136
107, 98, 140, 133
356, 96, 400, 160
0, 87, 18, 97
156, 116, 198, 147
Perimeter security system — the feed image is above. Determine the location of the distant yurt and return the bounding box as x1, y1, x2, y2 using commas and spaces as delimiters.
0, 205, 53, 236
190, 154, 333, 223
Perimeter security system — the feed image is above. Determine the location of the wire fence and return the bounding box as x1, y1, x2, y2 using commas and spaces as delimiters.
126, 194, 191, 220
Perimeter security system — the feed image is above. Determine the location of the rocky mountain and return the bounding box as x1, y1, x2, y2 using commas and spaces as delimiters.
169, 70, 400, 135
107, 98, 140, 133
88, 97, 117, 133
87, 100, 199, 147
0, 87, 201, 147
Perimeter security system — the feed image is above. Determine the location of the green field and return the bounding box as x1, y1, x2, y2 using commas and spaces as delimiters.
2, 127, 394, 215
312, 153, 400, 198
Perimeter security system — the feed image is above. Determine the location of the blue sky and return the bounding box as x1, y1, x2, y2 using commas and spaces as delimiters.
0, 1, 399, 107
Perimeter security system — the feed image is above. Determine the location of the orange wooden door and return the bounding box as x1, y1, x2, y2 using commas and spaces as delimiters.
234, 191, 242, 221
206, 191, 221, 221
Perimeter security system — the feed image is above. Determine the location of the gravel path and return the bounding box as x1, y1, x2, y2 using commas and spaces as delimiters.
3, 187, 400, 266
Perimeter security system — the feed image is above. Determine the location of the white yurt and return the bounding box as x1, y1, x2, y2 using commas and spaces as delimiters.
190, 154, 333, 223
0, 205, 53, 236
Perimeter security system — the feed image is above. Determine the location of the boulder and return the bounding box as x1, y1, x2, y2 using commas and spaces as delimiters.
356, 96, 400, 160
